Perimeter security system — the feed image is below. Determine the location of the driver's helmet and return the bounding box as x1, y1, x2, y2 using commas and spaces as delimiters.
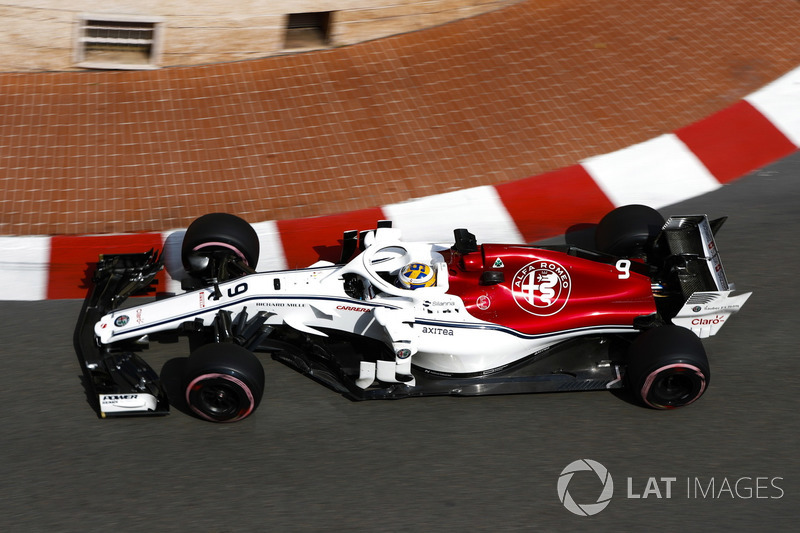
398, 262, 436, 289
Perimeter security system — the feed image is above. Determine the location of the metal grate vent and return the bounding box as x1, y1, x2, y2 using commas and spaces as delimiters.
76, 15, 164, 70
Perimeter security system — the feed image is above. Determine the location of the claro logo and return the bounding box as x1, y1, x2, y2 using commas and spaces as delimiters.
692, 315, 725, 326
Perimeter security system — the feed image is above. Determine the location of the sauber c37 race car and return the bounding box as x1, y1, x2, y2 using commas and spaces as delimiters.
74, 205, 751, 422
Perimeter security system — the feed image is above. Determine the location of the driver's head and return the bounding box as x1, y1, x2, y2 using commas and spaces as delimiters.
398, 262, 436, 289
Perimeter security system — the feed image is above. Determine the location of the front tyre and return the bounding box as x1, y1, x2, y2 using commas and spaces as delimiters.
626, 326, 710, 409
181, 212, 260, 279
184, 343, 265, 422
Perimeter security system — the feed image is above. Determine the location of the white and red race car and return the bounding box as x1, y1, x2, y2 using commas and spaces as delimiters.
75, 205, 751, 422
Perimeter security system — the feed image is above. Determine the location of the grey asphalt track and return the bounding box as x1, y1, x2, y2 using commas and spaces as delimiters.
1, 154, 798, 532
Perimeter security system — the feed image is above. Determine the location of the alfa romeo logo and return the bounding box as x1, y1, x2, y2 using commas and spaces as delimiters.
557, 459, 614, 516
512, 260, 571, 316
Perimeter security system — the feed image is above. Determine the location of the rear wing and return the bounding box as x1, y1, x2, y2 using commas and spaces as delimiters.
661, 215, 730, 294
660, 215, 751, 338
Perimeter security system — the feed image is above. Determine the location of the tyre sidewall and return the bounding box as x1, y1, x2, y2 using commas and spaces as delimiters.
181, 213, 260, 271
184, 343, 265, 422
627, 326, 710, 409
595, 204, 665, 257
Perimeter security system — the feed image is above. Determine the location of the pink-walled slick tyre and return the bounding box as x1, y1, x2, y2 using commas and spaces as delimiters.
626, 325, 710, 409
184, 343, 265, 422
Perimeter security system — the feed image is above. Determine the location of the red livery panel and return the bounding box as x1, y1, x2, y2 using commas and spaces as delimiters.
447, 244, 655, 335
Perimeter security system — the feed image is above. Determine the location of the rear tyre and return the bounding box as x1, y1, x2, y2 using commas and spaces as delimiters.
184, 343, 265, 422
595, 204, 664, 257
181, 213, 260, 278
626, 326, 710, 409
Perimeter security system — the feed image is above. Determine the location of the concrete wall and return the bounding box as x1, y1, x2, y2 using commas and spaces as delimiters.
0, 0, 520, 71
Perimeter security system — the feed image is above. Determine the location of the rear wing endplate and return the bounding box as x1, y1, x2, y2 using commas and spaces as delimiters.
661, 215, 751, 337
662, 215, 730, 292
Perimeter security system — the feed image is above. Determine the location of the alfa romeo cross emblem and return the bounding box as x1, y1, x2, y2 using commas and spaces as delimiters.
512, 260, 571, 316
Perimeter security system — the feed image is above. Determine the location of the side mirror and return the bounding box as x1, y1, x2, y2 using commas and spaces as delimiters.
186, 254, 210, 273
453, 228, 478, 254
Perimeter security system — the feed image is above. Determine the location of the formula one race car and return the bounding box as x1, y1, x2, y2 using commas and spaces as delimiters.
74, 205, 751, 422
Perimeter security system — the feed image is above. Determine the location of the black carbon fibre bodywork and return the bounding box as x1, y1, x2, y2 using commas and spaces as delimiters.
263, 328, 627, 401
73, 252, 169, 417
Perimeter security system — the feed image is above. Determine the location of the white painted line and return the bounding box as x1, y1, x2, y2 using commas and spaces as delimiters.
581, 133, 721, 209
251, 220, 288, 272
382, 185, 525, 244
746, 65, 800, 148
0, 236, 51, 301
160, 230, 186, 294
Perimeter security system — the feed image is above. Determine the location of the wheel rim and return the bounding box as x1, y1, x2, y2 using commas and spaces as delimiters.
186, 373, 255, 422
653, 371, 695, 403
641, 364, 706, 409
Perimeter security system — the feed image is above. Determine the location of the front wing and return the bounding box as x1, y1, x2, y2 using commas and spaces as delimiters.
74, 251, 169, 418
